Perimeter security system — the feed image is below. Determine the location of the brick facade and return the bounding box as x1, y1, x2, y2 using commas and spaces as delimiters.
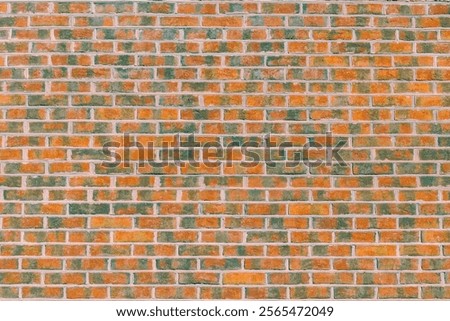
0, 1, 449, 299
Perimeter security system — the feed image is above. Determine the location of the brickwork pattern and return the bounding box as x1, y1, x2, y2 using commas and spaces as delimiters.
0, 1, 449, 299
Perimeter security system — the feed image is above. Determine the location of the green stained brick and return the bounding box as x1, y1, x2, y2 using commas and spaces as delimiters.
339, 42, 371, 54
378, 204, 416, 216
156, 259, 196, 270
399, 217, 416, 229
247, 69, 281, 80
162, 95, 196, 107
73, 95, 110, 106
397, 5, 413, 15
291, 287, 330, 299
91, 274, 104, 284
157, 231, 191, 243
0, 288, 19, 298
334, 287, 375, 299
71, 149, 109, 160
396, 163, 436, 175
312, 245, 329, 256
69, 204, 110, 215
161, 177, 198, 188
206, 231, 232, 243
114, 259, 150, 270
266, 162, 308, 175
421, 176, 450, 187
336, 218, 352, 229
99, 29, 117, 40
4, 190, 43, 201
0, 272, 35, 283
133, 272, 173, 284
38, 67, 67, 79
402, 31, 416, 41
241, 29, 256, 40
179, 218, 198, 229
179, 273, 219, 284
380, 29, 396, 39
332, 17, 369, 27
335, 232, 353, 242
420, 176, 437, 187
29, 122, 67, 133
260, 42, 276, 52
200, 258, 241, 270
247, 16, 265, 26
0, 203, 21, 215
26, 176, 66, 187
113, 203, 153, 215
288, 17, 304, 27
161, 68, 175, 79
117, 67, 151, 79
247, 231, 288, 243
178, 245, 218, 256
423, 287, 447, 299
246, 287, 284, 299
441, 17, 450, 28
86, 17, 107, 26
24, 204, 62, 215
0, 18, 14, 27
48, 217, 63, 229
28, 95, 68, 106
140, 56, 174, 65
58, 30, 78, 39
420, 149, 450, 160
424, 259, 447, 270
0, 177, 21, 187
137, 3, 174, 13
184, 82, 209, 91
29, 231, 65, 243
353, 163, 393, 175
228, 3, 245, 12
359, 273, 376, 285
305, 3, 339, 14
205, 29, 221, 39
159, 122, 197, 134
117, 95, 154, 107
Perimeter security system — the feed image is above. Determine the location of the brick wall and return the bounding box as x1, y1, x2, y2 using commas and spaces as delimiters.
0, 1, 449, 299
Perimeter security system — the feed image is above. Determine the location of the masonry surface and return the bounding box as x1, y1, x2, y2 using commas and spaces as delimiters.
0, 1, 449, 299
